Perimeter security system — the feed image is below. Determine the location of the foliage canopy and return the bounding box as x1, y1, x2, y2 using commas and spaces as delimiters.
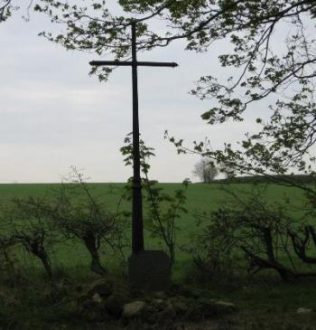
3, 0, 316, 176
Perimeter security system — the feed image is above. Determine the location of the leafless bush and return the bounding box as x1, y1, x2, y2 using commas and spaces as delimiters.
196, 186, 316, 281
3, 197, 58, 279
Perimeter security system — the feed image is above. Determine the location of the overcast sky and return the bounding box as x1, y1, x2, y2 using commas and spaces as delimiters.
0, 6, 264, 183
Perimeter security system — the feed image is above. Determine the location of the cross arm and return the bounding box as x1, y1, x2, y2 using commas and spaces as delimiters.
90, 60, 178, 67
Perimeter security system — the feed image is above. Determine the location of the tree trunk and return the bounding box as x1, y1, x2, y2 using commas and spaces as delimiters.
30, 243, 53, 279
83, 232, 107, 275
37, 250, 53, 279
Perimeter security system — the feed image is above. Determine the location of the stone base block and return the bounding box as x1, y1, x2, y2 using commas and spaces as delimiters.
128, 250, 171, 292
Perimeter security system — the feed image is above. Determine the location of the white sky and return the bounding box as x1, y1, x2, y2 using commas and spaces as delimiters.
0, 5, 265, 183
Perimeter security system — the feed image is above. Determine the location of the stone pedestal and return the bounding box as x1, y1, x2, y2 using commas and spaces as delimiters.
128, 250, 171, 292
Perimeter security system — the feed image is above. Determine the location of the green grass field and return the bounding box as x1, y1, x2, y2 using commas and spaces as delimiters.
0, 182, 308, 270
0, 182, 315, 329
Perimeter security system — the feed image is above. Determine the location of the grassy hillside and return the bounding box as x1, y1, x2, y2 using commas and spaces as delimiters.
0, 182, 307, 270
0, 182, 316, 329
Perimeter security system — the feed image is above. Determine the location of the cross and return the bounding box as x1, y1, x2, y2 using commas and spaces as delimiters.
90, 20, 178, 255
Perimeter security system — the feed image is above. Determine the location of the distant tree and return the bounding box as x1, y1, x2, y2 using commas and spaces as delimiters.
193, 159, 218, 183
219, 163, 236, 180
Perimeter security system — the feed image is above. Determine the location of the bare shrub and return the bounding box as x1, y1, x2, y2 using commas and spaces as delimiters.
195, 186, 316, 281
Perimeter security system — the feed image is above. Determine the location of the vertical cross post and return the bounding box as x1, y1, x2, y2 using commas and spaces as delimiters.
89, 20, 178, 256
131, 21, 143, 253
